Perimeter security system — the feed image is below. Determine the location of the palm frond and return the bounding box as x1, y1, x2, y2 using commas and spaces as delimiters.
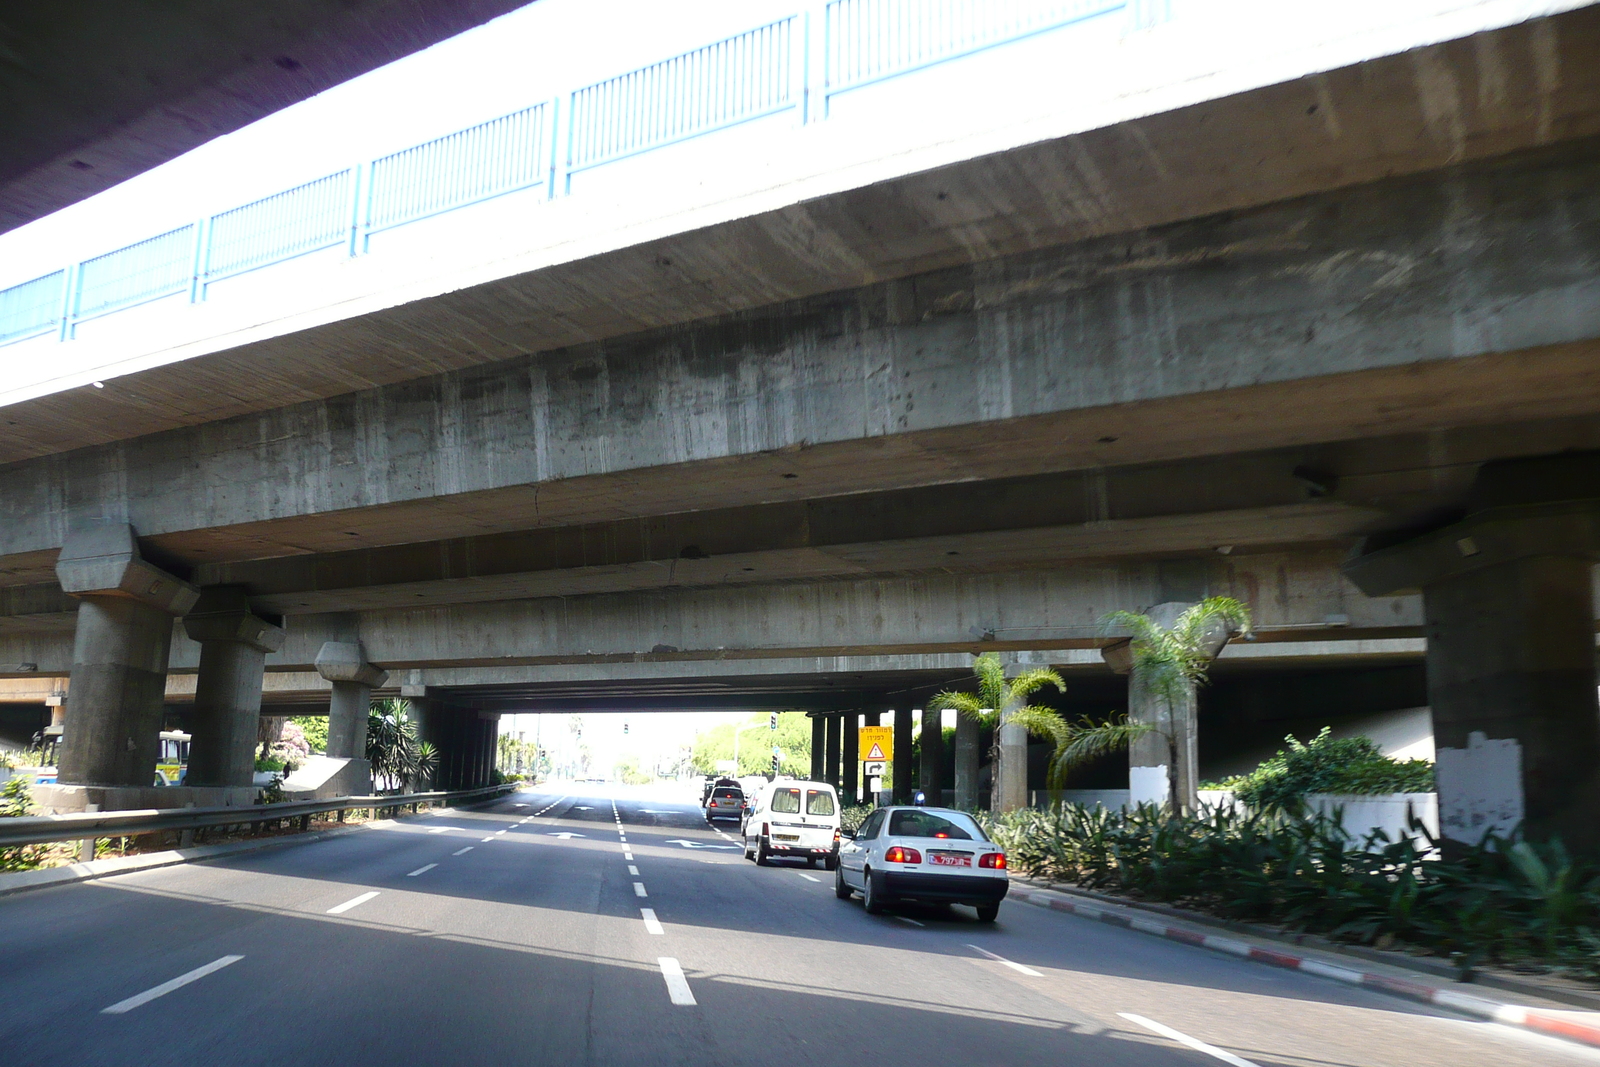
973, 653, 1008, 709
1047, 717, 1156, 789
1003, 705, 1069, 744
1006, 667, 1066, 702
929, 690, 986, 719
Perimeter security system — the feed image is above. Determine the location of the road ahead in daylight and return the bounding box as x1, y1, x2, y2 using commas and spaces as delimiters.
0, 782, 1594, 1067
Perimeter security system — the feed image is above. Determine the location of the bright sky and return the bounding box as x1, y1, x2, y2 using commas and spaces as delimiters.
498, 710, 760, 775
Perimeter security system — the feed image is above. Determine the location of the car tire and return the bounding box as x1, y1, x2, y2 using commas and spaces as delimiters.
834, 864, 853, 900
862, 869, 886, 914
743, 837, 755, 861
807, 856, 818, 868
756, 838, 771, 866
974, 903, 1000, 923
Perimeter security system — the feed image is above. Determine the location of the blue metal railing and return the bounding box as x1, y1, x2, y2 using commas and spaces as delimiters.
0, 271, 65, 344
204, 170, 353, 285
0, 0, 1153, 350
567, 19, 795, 181
73, 225, 196, 323
367, 104, 550, 240
824, 0, 1125, 100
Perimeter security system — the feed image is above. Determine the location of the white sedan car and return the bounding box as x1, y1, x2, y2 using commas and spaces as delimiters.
834, 806, 1008, 921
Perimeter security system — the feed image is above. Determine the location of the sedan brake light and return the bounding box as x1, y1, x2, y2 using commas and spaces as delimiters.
884, 846, 922, 864
979, 852, 1007, 869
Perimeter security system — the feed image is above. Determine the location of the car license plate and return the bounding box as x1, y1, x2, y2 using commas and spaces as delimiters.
930, 853, 971, 867
775, 834, 799, 842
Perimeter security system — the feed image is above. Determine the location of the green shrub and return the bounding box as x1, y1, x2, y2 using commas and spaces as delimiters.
1218, 728, 1433, 811
984, 800, 1600, 981
0, 777, 42, 871
840, 804, 875, 835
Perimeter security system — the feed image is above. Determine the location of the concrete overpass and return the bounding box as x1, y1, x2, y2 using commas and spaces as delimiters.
0, 0, 1597, 846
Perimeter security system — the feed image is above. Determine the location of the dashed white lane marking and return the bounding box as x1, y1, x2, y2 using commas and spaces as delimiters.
102, 955, 244, 1014
327, 891, 380, 914
495, 830, 507, 836
968, 944, 1040, 975
481, 836, 495, 843
452, 846, 474, 856
426, 827, 460, 834
1118, 1013, 1260, 1067
624, 851, 634, 861
896, 916, 926, 927
658, 957, 696, 1006
640, 908, 665, 935
628, 865, 639, 876
795, 872, 820, 883
406, 863, 438, 877
633, 882, 648, 897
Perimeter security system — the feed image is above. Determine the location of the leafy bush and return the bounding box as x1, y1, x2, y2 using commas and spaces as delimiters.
982, 801, 1600, 981
1218, 728, 1433, 811
0, 777, 43, 871
840, 804, 875, 835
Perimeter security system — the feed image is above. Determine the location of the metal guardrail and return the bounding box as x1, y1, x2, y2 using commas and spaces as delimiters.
0, 0, 1155, 346
0, 783, 518, 850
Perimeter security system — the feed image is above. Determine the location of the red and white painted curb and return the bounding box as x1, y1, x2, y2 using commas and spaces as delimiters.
1009, 883, 1600, 1051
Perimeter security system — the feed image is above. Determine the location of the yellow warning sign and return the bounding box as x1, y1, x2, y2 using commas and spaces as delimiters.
859, 726, 893, 762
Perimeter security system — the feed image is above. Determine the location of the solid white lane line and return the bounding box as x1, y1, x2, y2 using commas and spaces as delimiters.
406, 864, 438, 877
897, 916, 925, 927
327, 891, 380, 915
102, 956, 244, 1014
795, 872, 820, 883
452, 847, 474, 856
1118, 1014, 1261, 1067
628, 865, 639, 876
658, 958, 696, 1006
640, 908, 665, 935
968, 944, 1042, 976
633, 882, 648, 897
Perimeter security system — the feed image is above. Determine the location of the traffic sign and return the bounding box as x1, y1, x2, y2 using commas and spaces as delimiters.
858, 725, 892, 762
863, 761, 886, 776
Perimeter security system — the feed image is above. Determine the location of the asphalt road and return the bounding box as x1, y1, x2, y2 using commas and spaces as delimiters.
0, 781, 1595, 1067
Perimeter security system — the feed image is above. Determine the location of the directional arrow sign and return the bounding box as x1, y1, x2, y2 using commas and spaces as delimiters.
663, 839, 739, 850
547, 832, 587, 839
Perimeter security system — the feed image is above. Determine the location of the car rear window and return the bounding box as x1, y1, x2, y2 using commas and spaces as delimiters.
887, 810, 984, 841
770, 788, 801, 813
805, 790, 836, 816
713, 788, 743, 800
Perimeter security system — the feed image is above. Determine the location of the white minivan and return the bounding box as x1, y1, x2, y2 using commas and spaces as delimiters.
741, 780, 841, 868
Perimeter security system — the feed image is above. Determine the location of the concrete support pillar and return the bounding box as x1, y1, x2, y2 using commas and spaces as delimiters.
892, 707, 914, 805
918, 708, 943, 803
183, 588, 285, 788
953, 711, 980, 810
1345, 454, 1600, 851
824, 714, 841, 788
315, 642, 387, 760
404, 689, 437, 790
810, 716, 826, 781
55, 525, 199, 788
841, 711, 859, 806
997, 720, 1029, 813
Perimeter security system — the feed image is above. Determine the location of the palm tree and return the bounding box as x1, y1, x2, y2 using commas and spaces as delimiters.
1100, 596, 1252, 812
929, 654, 1159, 810
367, 698, 426, 793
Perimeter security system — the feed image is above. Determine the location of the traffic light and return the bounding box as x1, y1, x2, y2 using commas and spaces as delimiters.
623, 722, 629, 735
769, 710, 777, 730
